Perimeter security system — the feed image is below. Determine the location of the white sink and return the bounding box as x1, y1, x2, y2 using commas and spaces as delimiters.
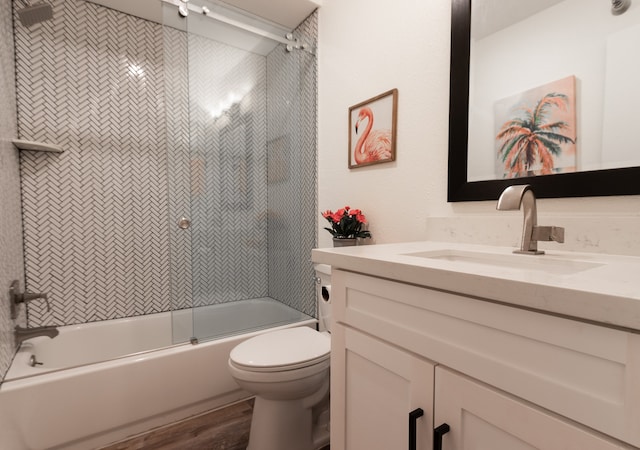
403, 249, 603, 275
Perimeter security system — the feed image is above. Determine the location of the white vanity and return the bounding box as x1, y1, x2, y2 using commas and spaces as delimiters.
312, 241, 640, 450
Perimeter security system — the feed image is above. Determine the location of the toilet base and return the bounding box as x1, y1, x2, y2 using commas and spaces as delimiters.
247, 395, 329, 450
247, 398, 311, 450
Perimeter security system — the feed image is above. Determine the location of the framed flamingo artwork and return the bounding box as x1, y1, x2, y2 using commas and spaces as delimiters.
348, 88, 398, 168
494, 76, 577, 179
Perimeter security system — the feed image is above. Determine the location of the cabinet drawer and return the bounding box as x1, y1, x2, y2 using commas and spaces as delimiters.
333, 269, 640, 447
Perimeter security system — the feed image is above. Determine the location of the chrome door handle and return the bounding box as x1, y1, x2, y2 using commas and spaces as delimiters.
177, 217, 191, 229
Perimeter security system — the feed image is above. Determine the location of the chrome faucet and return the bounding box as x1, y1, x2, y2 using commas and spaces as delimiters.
14, 325, 59, 347
497, 184, 565, 255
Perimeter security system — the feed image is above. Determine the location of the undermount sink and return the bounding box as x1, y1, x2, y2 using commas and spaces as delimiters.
403, 249, 603, 275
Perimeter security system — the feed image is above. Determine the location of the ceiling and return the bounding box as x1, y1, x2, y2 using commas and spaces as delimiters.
472, 0, 565, 40
86, 0, 321, 29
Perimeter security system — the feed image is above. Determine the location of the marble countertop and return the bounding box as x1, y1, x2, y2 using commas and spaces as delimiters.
311, 241, 640, 332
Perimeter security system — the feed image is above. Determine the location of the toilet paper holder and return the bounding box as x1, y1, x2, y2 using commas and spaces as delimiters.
314, 275, 331, 302
321, 286, 330, 301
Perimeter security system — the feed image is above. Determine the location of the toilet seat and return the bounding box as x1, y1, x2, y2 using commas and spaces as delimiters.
229, 327, 330, 373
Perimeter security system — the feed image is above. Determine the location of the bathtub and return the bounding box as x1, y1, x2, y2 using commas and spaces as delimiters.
0, 298, 315, 450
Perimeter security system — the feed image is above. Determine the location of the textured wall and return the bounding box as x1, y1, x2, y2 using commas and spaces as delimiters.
14, 0, 318, 328
0, 0, 25, 381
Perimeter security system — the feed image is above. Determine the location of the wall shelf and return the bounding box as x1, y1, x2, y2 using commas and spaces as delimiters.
12, 139, 64, 153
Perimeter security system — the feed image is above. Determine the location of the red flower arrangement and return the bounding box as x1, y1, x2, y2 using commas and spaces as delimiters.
321, 206, 372, 239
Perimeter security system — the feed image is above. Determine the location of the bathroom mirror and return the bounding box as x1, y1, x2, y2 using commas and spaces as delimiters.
448, 0, 640, 201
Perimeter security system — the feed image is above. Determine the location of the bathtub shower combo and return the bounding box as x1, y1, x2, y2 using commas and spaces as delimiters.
0, 0, 318, 448
1, 301, 315, 449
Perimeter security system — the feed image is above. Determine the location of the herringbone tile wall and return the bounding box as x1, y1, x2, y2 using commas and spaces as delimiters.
0, 0, 25, 381
14, 0, 318, 328
15, 0, 170, 326
164, 26, 193, 312
266, 12, 318, 317
188, 34, 269, 308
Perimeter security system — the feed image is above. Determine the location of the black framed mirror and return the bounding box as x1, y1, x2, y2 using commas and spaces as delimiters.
448, 0, 640, 202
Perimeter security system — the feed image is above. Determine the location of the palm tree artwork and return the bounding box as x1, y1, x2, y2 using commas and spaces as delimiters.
495, 76, 577, 178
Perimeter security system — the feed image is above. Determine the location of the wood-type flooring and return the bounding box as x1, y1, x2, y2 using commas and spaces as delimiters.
99, 399, 330, 450
100, 400, 253, 450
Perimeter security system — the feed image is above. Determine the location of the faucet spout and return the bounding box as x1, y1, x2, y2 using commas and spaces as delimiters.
14, 325, 59, 347
497, 184, 565, 255
497, 184, 542, 254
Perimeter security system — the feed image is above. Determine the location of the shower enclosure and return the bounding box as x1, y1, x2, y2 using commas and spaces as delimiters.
13, 0, 316, 347
161, 0, 318, 343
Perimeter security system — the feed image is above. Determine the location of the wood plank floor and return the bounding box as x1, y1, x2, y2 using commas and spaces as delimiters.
99, 399, 330, 450
100, 400, 253, 450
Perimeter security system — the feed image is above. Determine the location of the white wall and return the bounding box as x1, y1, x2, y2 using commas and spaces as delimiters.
317, 0, 640, 256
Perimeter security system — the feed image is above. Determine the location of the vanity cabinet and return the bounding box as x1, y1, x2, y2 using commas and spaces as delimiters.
330, 268, 640, 450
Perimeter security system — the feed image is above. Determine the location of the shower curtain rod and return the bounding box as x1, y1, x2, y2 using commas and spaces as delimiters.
161, 0, 306, 50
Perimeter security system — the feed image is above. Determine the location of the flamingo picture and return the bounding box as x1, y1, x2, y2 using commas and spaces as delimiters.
353, 107, 393, 165
348, 89, 397, 168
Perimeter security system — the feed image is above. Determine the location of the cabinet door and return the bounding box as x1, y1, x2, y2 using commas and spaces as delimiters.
434, 367, 632, 450
331, 325, 435, 450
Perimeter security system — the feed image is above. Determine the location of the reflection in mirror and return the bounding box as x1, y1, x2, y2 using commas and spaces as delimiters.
448, 0, 640, 201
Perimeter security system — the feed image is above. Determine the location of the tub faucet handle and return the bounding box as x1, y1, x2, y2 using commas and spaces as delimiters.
9, 280, 50, 319
21, 292, 49, 308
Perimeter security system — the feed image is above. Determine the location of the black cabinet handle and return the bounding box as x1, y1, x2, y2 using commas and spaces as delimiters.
408, 408, 424, 450
433, 423, 450, 450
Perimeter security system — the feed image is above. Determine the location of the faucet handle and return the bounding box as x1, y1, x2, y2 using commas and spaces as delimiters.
533, 226, 565, 243
549, 226, 565, 243
9, 280, 51, 319
21, 292, 50, 311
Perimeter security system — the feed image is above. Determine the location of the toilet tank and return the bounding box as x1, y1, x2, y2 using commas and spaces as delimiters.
314, 264, 332, 333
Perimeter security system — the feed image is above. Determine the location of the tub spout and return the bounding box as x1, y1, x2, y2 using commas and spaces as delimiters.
14, 325, 59, 347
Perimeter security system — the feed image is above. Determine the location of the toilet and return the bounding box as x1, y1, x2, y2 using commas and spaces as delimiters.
228, 264, 332, 450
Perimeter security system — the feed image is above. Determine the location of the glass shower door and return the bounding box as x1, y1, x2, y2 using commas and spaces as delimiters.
187, 4, 271, 342
162, 0, 195, 344
164, 0, 318, 345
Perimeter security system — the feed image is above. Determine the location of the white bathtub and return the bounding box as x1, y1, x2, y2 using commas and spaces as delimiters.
0, 298, 315, 450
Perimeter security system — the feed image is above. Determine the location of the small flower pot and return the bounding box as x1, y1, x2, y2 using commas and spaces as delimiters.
333, 238, 357, 248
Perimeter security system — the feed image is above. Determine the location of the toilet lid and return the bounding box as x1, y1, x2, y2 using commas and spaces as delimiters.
230, 327, 330, 372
